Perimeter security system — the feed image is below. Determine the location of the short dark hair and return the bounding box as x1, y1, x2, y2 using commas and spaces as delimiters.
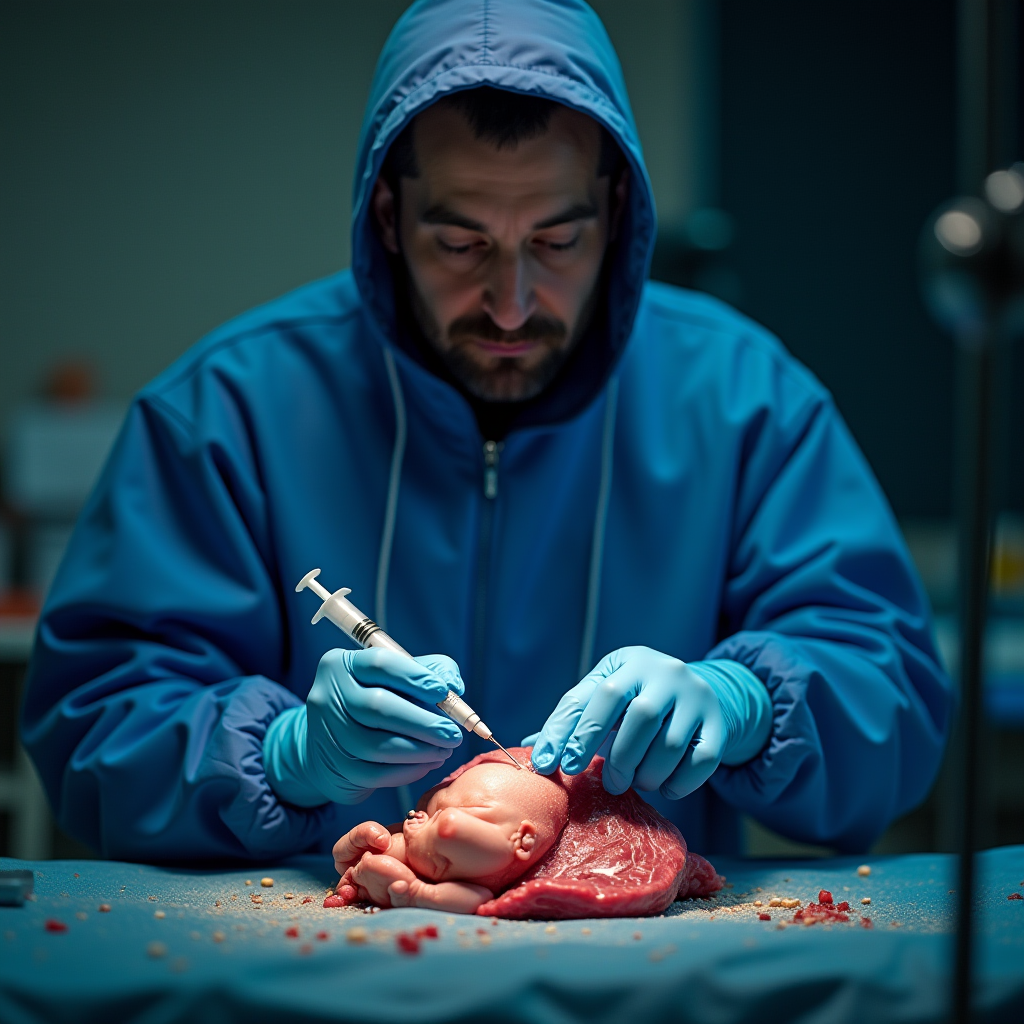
382, 86, 623, 186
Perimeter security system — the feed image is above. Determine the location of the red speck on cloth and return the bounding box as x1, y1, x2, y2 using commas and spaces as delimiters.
73, 873, 79, 879
44, 920, 67, 933
835, 901, 850, 912
818, 890, 833, 905
284, 927, 299, 939
1008, 893, 1023, 900
793, 903, 851, 925
860, 917, 874, 929
396, 932, 421, 955
414, 925, 439, 940
316, 931, 329, 941
302, 897, 313, 904
758, 913, 771, 921
299, 943, 313, 955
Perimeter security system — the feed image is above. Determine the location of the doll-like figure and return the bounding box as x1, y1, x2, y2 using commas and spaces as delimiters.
329, 753, 567, 913
327, 747, 722, 919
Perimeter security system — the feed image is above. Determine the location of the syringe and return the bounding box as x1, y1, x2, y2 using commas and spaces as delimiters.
295, 569, 524, 770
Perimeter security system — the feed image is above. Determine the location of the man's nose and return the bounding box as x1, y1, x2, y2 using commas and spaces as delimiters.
482, 251, 535, 332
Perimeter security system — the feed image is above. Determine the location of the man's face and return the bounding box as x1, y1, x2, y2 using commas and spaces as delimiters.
372, 102, 627, 403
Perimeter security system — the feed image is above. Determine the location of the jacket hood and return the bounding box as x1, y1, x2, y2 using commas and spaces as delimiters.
350, 0, 657, 427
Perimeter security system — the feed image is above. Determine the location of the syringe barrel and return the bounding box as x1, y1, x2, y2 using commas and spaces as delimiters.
436, 691, 493, 740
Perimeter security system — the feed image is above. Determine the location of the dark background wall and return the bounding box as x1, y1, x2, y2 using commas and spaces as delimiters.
719, 0, 1022, 520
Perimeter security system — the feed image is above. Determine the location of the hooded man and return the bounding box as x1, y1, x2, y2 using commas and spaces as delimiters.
22, 0, 953, 862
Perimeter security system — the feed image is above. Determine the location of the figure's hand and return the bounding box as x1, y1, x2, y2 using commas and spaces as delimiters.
528, 647, 771, 801
387, 876, 493, 914
263, 649, 465, 806
333, 821, 393, 875
345, 853, 418, 907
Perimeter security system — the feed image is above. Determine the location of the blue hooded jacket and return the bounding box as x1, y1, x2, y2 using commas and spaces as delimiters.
21, 0, 953, 861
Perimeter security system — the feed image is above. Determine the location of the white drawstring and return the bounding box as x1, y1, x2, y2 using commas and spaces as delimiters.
376, 348, 407, 631
578, 377, 619, 678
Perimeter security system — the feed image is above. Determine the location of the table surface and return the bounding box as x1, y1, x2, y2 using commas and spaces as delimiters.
1, 846, 1022, 1024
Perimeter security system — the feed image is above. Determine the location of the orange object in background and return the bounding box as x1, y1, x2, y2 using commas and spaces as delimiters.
0, 588, 40, 618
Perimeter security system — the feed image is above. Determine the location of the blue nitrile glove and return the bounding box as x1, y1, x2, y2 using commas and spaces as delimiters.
263, 649, 465, 806
525, 647, 771, 800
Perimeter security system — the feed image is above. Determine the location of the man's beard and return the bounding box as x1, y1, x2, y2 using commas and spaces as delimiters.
409, 287, 589, 404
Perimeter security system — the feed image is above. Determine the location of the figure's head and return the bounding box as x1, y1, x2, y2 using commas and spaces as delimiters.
403, 754, 569, 892
372, 87, 628, 403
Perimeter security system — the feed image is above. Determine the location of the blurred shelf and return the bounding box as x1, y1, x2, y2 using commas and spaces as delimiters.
0, 616, 36, 662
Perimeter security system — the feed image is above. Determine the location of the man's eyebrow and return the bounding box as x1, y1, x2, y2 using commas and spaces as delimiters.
418, 201, 599, 231
420, 204, 486, 230
533, 202, 598, 229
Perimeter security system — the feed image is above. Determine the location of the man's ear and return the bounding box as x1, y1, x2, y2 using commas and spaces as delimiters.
513, 821, 538, 861
371, 176, 400, 254
609, 167, 630, 243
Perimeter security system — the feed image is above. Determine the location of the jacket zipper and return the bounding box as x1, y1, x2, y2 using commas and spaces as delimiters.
471, 440, 503, 709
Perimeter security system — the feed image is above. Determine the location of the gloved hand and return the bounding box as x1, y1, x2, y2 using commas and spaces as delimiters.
263, 648, 465, 806
526, 647, 771, 800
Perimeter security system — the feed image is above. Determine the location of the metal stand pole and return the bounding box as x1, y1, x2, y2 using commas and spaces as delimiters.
951, 333, 995, 1024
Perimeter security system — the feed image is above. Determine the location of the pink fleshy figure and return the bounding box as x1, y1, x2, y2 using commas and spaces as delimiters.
325, 747, 722, 918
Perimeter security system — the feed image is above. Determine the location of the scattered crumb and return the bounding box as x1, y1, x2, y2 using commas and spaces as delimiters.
890, 921, 902, 928
316, 931, 329, 941
148, 896, 158, 902
478, 933, 492, 945
299, 943, 313, 955
581, 927, 591, 936
780, 899, 801, 909
98, 904, 111, 913
170, 957, 189, 973
544, 925, 557, 934
245, 880, 252, 886
753, 901, 763, 907
861, 897, 871, 905
260, 878, 274, 888
857, 865, 871, 877
73, 873, 79, 878
768, 898, 783, 907
230, 895, 238, 902
212, 931, 226, 943
75, 913, 87, 921
346, 927, 368, 945
446, 917, 456, 926
301, 897, 313, 904
190, 931, 202, 941
633, 932, 642, 941
214, 900, 221, 908
234, 924, 245, 931
491, 917, 499, 925
147, 941, 167, 958
755, 887, 763, 892
759, 913, 771, 921
154, 911, 165, 920
284, 893, 294, 900
284, 927, 299, 939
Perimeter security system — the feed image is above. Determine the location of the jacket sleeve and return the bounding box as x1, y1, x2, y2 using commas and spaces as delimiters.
20, 391, 341, 862
707, 389, 955, 852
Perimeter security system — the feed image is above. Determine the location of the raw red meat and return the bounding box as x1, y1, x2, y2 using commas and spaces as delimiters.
468, 748, 722, 919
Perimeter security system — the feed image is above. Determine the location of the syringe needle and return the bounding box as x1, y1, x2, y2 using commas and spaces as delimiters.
490, 738, 527, 770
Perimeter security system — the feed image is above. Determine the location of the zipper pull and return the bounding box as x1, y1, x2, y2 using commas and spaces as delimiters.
483, 440, 503, 499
